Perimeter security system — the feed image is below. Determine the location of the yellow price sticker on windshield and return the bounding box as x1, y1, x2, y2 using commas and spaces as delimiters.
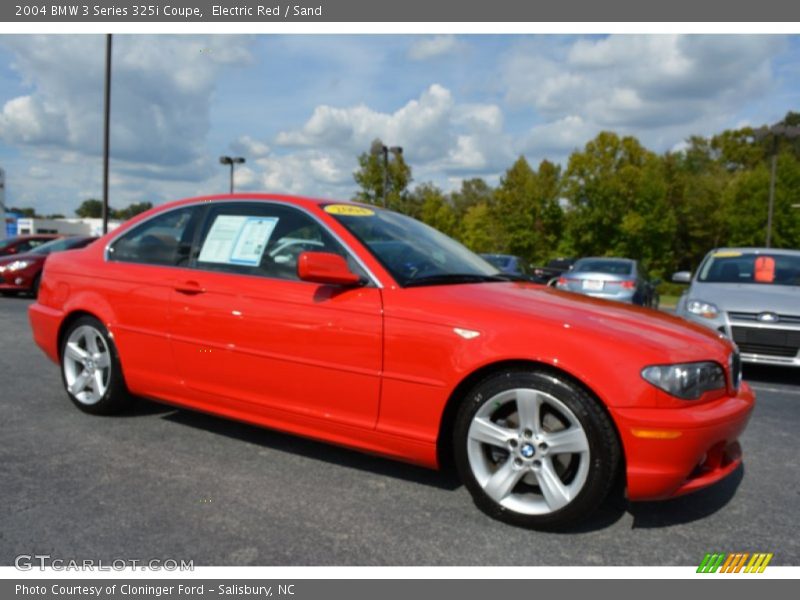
324, 204, 375, 217
712, 251, 742, 258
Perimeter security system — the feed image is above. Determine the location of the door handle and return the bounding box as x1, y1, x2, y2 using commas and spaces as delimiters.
174, 281, 205, 295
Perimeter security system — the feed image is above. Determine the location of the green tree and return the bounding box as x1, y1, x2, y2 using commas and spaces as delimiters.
450, 177, 494, 217
493, 157, 563, 265
75, 199, 107, 218
561, 132, 676, 275
724, 152, 800, 249
461, 202, 502, 253
415, 183, 458, 238
8, 206, 40, 218
114, 202, 153, 220
353, 139, 413, 214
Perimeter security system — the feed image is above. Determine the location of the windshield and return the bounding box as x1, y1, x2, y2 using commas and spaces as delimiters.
573, 259, 633, 275
30, 237, 92, 256
699, 251, 800, 286
0, 238, 18, 251
326, 205, 501, 287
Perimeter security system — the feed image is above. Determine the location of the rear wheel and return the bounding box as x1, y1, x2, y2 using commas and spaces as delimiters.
453, 368, 620, 529
60, 316, 133, 415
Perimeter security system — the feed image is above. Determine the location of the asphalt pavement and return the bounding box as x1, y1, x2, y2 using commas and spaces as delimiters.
1, 296, 798, 566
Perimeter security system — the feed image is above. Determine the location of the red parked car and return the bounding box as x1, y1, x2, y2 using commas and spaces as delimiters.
28, 194, 754, 528
0, 236, 97, 296
0, 234, 60, 256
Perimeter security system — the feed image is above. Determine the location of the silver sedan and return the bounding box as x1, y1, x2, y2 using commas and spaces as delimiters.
555, 257, 659, 307
674, 247, 800, 367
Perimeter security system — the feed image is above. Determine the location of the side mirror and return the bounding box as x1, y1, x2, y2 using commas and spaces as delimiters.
297, 251, 363, 286
672, 271, 692, 284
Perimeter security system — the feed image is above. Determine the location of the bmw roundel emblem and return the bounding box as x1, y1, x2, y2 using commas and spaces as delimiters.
520, 443, 535, 458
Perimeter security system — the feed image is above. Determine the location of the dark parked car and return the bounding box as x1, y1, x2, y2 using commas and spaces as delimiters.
0, 234, 60, 256
0, 236, 97, 296
479, 254, 531, 278
531, 257, 576, 285
555, 257, 660, 307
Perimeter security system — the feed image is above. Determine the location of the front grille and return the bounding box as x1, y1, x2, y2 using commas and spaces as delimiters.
732, 326, 800, 358
728, 311, 800, 325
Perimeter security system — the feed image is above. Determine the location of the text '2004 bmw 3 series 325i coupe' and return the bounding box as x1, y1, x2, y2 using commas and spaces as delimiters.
28, 194, 754, 529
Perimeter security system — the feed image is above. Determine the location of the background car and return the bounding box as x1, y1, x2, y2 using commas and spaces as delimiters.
555, 257, 660, 307
530, 257, 576, 285
479, 254, 531, 279
0, 234, 60, 256
674, 247, 800, 367
0, 235, 97, 296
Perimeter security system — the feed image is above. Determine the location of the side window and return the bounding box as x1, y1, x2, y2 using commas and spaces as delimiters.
194, 202, 363, 282
109, 207, 198, 266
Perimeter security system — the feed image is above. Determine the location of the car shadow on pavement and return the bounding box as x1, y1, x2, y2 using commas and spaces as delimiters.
627, 464, 744, 528
159, 405, 463, 491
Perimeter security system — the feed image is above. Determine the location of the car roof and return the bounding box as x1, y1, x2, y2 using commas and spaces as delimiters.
710, 247, 800, 257
576, 256, 635, 263
159, 193, 364, 211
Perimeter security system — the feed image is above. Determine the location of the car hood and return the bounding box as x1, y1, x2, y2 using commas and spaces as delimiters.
396, 282, 732, 363
687, 282, 800, 315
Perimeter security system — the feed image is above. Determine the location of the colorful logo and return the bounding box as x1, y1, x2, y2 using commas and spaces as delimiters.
697, 552, 773, 573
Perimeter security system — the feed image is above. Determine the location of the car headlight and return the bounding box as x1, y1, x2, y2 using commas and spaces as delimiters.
686, 299, 719, 319
4, 260, 32, 272
641, 361, 726, 400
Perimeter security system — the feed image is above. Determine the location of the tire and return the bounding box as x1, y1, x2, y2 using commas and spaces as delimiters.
30, 274, 41, 298
60, 316, 134, 415
453, 368, 620, 529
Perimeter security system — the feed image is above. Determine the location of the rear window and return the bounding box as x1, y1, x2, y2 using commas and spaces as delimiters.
573, 259, 633, 275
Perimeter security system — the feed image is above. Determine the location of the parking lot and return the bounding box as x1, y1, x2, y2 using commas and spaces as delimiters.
1, 295, 798, 566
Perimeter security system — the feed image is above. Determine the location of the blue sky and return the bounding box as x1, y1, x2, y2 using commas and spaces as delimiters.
0, 34, 798, 216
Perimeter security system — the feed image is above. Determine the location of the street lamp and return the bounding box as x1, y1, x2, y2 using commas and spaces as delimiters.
370, 140, 403, 207
753, 122, 800, 247
219, 156, 245, 194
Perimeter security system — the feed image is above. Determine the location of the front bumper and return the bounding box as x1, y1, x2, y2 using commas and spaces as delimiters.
0, 270, 35, 291
612, 382, 755, 501
679, 309, 800, 367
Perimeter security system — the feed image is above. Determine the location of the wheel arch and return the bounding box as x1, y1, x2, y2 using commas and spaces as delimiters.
436, 359, 626, 481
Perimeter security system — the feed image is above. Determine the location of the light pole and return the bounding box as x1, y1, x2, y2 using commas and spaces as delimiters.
370, 141, 402, 207
102, 33, 112, 235
753, 122, 800, 247
219, 156, 245, 194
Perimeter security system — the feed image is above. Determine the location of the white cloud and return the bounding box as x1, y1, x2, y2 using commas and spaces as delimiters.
506, 35, 785, 133
230, 135, 270, 158
0, 35, 252, 171
275, 84, 512, 178
408, 35, 463, 61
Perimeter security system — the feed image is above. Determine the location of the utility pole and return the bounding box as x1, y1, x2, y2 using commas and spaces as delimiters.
102, 34, 112, 235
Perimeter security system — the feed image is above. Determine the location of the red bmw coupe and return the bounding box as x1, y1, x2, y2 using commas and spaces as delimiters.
28, 194, 754, 528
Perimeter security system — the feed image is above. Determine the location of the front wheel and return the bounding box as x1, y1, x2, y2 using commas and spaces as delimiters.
60, 316, 133, 415
453, 369, 620, 529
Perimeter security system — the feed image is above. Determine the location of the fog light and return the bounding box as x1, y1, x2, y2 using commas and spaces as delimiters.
14, 277, 24, 285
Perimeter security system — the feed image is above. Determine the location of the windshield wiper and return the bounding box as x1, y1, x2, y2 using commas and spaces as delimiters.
405, 273, 510, 287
